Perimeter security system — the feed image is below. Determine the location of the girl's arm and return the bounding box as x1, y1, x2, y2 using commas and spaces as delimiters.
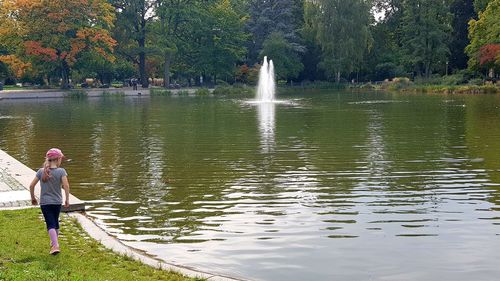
29, 177, 39, 205
62, 176, 70, 207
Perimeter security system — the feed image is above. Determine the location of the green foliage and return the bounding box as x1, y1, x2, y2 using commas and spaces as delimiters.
194, 88, 211, 96
66, 90, 88, 99
1, 0, 495, 87
383, 77, 414, 91
188, 0, 248, 81
449, 0, 476, 71
102, 90, 125, 98
466, 0, 500, 73
212, 85, 254, 96
260, 32, 303, 81
177, 90, 190, 96
150, 88, 172, 96
400, 0, 452, 78
374, 62, 405, 81
306, 0, 373, 82
246, 0, 304, 63
294, 81, 348, 89
474, 0, 493, 12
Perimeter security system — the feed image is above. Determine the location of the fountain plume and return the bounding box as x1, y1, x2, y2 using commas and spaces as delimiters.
256, 56, 275, 102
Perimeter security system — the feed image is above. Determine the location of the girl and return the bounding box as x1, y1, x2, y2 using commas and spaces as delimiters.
29, 148, 70, 255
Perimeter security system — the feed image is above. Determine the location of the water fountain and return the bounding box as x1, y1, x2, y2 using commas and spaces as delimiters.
256, 56, 276, 102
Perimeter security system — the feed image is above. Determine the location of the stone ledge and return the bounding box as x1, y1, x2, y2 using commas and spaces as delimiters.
0, 149, 85, 211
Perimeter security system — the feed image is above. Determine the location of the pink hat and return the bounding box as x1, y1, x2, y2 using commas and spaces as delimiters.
46, 148, 64, 160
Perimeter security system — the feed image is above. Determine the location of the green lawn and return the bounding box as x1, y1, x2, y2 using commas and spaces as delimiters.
0, 208, 198, 281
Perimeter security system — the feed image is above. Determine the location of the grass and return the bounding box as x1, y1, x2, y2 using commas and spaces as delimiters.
1, 85, 38, 91
150, 88, 172, 96
0, 208, 198, 281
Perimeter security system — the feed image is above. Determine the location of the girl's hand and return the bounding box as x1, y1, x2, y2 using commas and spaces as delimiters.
64, 200, 70, 208
31, 198, 38, 205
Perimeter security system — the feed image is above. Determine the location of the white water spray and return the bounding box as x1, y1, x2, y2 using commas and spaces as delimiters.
256, 56, 276, 102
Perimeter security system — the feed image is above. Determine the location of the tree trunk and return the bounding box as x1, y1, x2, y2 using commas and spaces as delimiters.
163, 52, 171, 88
425, 62, 431, 79
60, 60, 70, 89
336, 71, 341, 83
139, 38, 148, 88
139, 16, 149, 88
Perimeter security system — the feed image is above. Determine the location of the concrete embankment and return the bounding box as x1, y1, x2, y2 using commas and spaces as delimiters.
0, 149, 84, 211
0, 88, 149, 99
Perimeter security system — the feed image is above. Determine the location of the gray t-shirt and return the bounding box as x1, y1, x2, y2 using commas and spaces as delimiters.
36, 168, 68, 205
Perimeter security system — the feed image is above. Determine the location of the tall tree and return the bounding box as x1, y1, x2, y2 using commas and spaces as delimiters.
306, 0, 373, 82
260, 32, 303, 81
0, 0, 116, 88
449, 0, 476, 71
400, 0, 451, 78
152, 0, 195, 87
246, 0, 304, 64
112, 0, 155, 88
466, 0, 500, 76
190, 0, 248, 84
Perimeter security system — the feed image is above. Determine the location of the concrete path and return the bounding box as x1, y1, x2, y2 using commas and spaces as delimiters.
0, 149, 85, 211
0, 149, 247, 281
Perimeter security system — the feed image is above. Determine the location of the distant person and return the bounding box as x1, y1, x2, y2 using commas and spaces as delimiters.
29, 148, 70, 255
132, 78, 138, 90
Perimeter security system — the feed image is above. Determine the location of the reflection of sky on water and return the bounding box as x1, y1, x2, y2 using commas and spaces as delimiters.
0, 94, 500, 281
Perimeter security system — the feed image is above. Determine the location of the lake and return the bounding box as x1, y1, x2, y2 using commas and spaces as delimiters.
0, 90, 499, 280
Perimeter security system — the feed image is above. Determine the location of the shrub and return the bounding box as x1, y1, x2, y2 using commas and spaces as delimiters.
150, 88, 172, 96
177, 90, 190, 96
194, 88, 210, 96
468, 78, 484, 86
66, 90, 88, 99
102, 91, 125, 98
212, 85, 253, 96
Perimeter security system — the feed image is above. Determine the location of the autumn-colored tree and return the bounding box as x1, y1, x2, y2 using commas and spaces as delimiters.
466, 0, 500, 77
0, 0, 116, 88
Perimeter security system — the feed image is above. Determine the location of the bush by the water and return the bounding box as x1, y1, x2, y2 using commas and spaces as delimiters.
293, 80, 348, 89
194, 88, 210, 96
150, 88, 172, 96
212, 85, 254, 96
381, 77, 413, 91
66, 90, 88, 99
101, 91, 125, 98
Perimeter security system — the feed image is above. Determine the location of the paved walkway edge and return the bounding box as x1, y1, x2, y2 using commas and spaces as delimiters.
0, 149, 84, 211
69, 212, 247, 281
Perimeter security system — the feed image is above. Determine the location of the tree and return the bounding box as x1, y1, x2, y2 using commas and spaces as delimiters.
466, 0, 500, 76
306, 0, 373, 82
473, 0, 492, 12
449, 0, 476, 71
152, 0, 194, 87
0, 0, 116, 88
112, 0, 155, 88
400, 0, 451, 78
188, 0, 248, 84
260, 32, 303, 81
246, 0, 304, 64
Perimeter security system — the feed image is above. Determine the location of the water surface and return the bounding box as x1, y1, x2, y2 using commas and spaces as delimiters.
0, 91, 499, 280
